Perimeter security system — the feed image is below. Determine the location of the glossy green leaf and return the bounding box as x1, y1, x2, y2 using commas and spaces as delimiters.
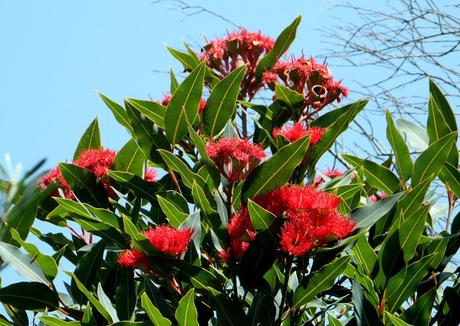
441, 162, 460, 198
275, 83, 305, 108
242, 136, 309, 200
99, 93, 133, 133
97, 283, 119, 323
386, 110, 413, 182
175, 288, 199, 326
73, 118, 102, 160
204, 65, 246, 137
309, 100, 368, 167
125, 100, 169, 164
352, 236, 377, 276
0, 282, 58, 311
71, 240, 105, 304
398, 205, 429, 262
165, 63, 205, 144
192, 182, 216, 216
141, 293, 172, 326
10, 229, 57, 280
255, 16, 301, 78
352, 280, 382, 326
125, 98, 166, 129
400, 288, 435, 326
294, 256, 350, 307
362, 159, 400, 194
168, 47, 198, 71
411, 132, 456, 186
157, 195, 189, 227
170, 69, 179, 93
247, 199, 276, 232
59, 163, 109, 208
39, 316, 81, 326
396, 119, 429, 151
113, 138, 146, 176
108, 170, 159, 202
0, 241, 48, 284
72, 274, 113, 323
350, 193, 402, 229
386, 254, 435, 313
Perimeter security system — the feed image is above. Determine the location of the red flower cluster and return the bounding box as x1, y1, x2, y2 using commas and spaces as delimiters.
39, 148, 157, 199
117, 225, 194, 270
206, 138, 266, 182
201, 29, 275, 99
313, 168, 344, 186
220, 185, 356, 261
144, 168, 157, 182
143, 225, 194, 258
263, 56, 349, 110
273, 122, 326, 144
160, 94, 207, 113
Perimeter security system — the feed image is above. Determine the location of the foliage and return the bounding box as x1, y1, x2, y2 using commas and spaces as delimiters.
0, 16, 459, 326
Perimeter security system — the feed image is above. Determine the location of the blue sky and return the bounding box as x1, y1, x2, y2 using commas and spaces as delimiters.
0, 0, 379, 170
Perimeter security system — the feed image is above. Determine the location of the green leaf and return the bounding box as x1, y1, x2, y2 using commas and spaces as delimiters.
395, 178, 431, 221
411, 132, 456, 186
192, 182, 216, 216
386, 110, 413, 182
208, 289, 248, 326
242, 136, 309, 200
71, 240, 105, 304
121, 216, 151, 253
350, 193, 402, 229
39, 316, 81, 326
309, 100, 368, 167
59, 163, 109, 208
204, 65, 246, 137
294, 256, 350, 307
164, 63, 205, 144
125, 98, 166, 129
352, 236, 377, 276
113, 139, 146, 176
396, 119, 429, 151
352, 280, 382, 326
116, 266, 136, 321
175, 288, 199, 326
99, 93, 133, 133
247, 199, 276, 232
108, 170, 160, 202
125, 100, 169, 165
0, 241, 48, 284
73, 118, 102, 160
10, 228, 57, 280
400, 288, 435, 326
441, 162, 460, 198
398, 205, 429, 262
157, 195, 189, 227
158, 150, 207, 189
0, 282, 58, 311
362, 159, 400, 194
168, 47, 198, 71
427, 79, 458, 165
248, 292, 275, 326
386, 254, 435, 313
255, 16, 302, 79
72, 274, 113, 323
141, 293, 172, 326
275, 84, 305, 109
385, 312, 413, 326
170, 69, 179, 94
97, 283, 119, 323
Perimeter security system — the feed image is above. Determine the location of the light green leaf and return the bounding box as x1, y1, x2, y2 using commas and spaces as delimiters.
141, 293, 172, 326
396, 119, 429, 151
157, 195, 189, 227
350, 193, 402, 229
386, 110, 413, 182
175, 289, 199, 326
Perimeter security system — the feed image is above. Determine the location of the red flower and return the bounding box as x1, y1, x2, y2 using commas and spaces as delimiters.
266, 55, 348, 110
227, 207, 254, 241
160, 93, 207, 112
206, 138, 266, 182
280, 208, 356, 256
74, 149, 116, 179
201, 29, 275, 98
117, 248, 151, 271
144, 169, 157, 182
273, 123, 326, 144
370, 192, 388, 203
314, 168, 344, 186
142, 226, 194, 258
39, 167, 74, 199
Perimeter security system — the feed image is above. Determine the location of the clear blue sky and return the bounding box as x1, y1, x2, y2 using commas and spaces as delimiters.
0, 0, 379, 171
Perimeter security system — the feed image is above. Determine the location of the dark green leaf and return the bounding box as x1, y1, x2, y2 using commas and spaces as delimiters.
441, 162, 460, 199
204, 65, 246, 137
401, 288, 435, 326
242, 136, 309, 200
116, 267, 136, 321
73, 118, 101, 160
0, 282, 58, 311
362, 159, 400, 194
255, 16, 302, 79
275, 84, 304, 109
411, 132, 456, 186
352, 236, 377, 276
386, 110, 413, 183
170, 69, 179, 94
141, 293, 172, 326
247, 199, 276, 232
113, 139, 146, 177
108, 170, 160, 202
167, 47, 197, 71
294, 256, 350, 307
175, 289, 199, 326
99, 93, 133, 133
125, 98, 166, 129
350, 193, 402, 229
165, 63, 205, 144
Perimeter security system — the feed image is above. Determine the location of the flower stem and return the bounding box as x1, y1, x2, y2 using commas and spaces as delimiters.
277, 255, 294, 326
